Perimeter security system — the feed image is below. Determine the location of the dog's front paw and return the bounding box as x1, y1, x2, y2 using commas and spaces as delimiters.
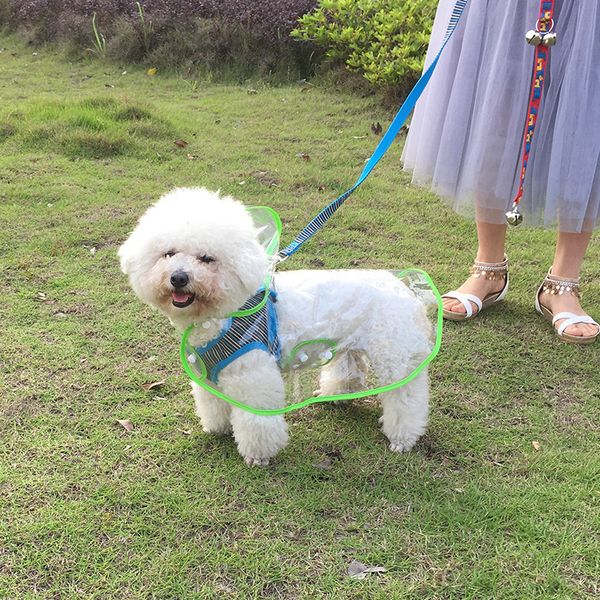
244, 456, 270, 467
201, 422, 232, 435
232, 413, 288, 466
388, 436, 418, 453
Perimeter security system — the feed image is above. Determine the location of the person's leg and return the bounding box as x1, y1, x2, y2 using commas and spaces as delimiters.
443, 221, 507, 314
538, 231, 598, 337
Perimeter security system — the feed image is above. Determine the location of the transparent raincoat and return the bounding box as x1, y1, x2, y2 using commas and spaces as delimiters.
180, 207, 442, 415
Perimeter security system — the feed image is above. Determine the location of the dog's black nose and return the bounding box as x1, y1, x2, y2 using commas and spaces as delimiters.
170, 270, 189, 288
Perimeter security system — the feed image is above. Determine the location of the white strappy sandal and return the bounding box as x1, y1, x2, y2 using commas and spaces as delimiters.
442, 256, 509, 321
535, 269, 600, 345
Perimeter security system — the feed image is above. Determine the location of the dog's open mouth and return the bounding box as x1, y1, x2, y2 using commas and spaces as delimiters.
172, 291, 195, 308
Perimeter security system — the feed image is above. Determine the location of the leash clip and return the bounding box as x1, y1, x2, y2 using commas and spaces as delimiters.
274, 252, 288, 265
526, 16, 557, 47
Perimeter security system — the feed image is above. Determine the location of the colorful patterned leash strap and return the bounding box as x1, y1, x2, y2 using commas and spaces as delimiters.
505, 0, 557, 226
277, 0, 469, 261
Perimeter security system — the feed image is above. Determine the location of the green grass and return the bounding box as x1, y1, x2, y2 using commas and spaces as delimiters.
1, 36, 599, 599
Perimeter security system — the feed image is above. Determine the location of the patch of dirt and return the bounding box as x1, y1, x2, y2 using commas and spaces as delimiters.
251, 170, 280, 187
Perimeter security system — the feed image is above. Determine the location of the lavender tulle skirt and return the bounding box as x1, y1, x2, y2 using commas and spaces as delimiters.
403, 0, 600, 233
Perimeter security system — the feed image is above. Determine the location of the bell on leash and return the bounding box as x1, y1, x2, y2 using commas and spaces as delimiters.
542, 32, 557, 46
525, 29, 543, 46
505, 205, 523, 226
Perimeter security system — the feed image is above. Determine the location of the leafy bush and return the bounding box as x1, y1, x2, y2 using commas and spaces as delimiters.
9, 1, 317, 48
6, 1, 437, 89
292, 0, 436, 89
6, 0, 319, 79
139, 17, 314, 80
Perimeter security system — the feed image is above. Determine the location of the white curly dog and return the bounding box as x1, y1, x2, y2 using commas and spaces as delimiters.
119, 188, 432, 466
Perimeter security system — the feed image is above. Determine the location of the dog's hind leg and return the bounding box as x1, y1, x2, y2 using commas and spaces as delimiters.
363, 300, 431, 452
219, 351, 289, 466
192, 382, 231, 434
379, 369, 429, 453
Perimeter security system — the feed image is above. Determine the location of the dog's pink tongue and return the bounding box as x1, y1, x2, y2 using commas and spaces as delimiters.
172, 291, 192, 303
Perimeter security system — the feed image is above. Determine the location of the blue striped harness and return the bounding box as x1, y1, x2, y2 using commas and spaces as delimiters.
193, 290, 281, 384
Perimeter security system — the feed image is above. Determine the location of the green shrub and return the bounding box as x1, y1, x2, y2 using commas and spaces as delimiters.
292, 0, 436, 90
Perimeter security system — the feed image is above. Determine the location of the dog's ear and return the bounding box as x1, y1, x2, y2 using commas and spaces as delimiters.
234, 238, 270, 294
118, 233, 137, 276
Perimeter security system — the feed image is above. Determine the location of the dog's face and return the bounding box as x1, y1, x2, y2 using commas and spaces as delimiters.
119, 188, 269, 328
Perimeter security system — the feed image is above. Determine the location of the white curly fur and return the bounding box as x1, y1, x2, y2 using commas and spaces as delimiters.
119, 187, 431, 466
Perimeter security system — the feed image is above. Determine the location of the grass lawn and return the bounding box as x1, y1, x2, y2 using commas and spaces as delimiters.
0, 35, 599, 599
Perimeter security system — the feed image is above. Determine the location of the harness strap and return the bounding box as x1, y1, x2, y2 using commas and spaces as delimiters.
192, 290, 281, 383
277, 0, 469, 261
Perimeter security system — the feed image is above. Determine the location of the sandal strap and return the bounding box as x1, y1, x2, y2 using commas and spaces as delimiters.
552, 312, 600, 336
541, 269, 581, 299
442, 291, 482, 318
472, 254, 509, 269
471, 255, 509, 281
546, 274, 579, 284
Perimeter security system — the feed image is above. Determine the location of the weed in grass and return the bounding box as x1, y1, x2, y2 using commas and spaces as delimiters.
79, 97, 120, 110
63, 131, 129, 159
90, 12, 107, 59
135, 0, 153, 54
1, 97, 178, 160
115, 105, 154, 121
69, 113, 109, 132
0, 122, 16, 141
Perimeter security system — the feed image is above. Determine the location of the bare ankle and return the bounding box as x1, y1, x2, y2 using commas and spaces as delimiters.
549, 266, 580, 281
475, 251, 506, 264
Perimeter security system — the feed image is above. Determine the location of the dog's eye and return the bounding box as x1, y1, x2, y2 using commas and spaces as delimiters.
164, 251, 176, 258
198, 255, 215, 264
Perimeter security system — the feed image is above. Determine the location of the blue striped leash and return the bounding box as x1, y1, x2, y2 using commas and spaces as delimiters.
277, 0, 468, 261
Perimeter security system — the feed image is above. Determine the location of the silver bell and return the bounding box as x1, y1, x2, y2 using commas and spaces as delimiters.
505, 208, 523, 226
525, 29, 543, 46
542, 32, 557, 46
